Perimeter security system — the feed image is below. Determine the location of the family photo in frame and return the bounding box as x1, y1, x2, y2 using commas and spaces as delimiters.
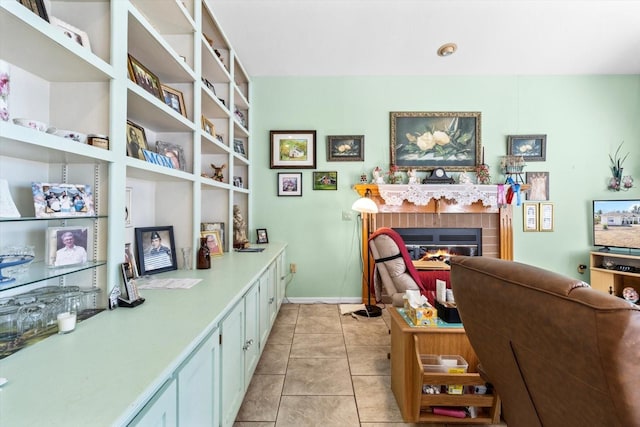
32, 182, 95, 218
390, 111, 481, 171
135, 226, 178, 275
127, 54, 163, 101
46, 226, 90, 267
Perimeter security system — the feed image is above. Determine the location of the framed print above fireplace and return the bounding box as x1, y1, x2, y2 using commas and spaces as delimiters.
390, 111, 481, 172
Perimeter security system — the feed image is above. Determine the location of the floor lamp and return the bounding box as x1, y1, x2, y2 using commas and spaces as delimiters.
352, 191, 382, 317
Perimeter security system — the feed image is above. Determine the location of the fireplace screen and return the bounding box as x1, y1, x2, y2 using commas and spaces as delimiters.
393, 227, 482, 261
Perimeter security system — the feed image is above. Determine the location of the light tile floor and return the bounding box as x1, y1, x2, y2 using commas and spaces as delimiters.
234, 303, 507, 427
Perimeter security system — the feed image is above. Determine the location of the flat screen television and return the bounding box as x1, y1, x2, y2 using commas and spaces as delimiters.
593, 199, 640, 250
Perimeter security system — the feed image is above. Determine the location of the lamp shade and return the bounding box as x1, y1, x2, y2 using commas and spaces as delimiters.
351, 197, 378, 214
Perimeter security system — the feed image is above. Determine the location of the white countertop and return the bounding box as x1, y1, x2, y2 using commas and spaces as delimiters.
0, 243, 286, 426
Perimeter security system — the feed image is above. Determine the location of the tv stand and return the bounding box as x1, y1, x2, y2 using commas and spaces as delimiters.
598, 246, 611, 252
589, 251, 640, 297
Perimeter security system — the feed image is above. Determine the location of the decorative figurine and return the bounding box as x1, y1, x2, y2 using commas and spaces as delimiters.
458, 171, 472, 184
407, 169, 418, 184
211, 164, 226, 182
233, 205, 250, 249
372, 166, 384, 184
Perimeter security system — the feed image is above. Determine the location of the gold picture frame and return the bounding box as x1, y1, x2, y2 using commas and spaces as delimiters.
201, 115, 215, 136
539, 202, 554, 232
200, 231, 224, 257
523, 203, 539, 232
161, 84, 186, 117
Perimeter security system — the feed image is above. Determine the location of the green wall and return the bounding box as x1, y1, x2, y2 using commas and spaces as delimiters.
251, 75, 640, 300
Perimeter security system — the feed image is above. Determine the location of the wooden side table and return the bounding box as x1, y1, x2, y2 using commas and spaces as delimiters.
389, 308, 501, 423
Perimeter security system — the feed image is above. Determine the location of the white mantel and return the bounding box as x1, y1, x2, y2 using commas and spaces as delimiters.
376, 184, 500, 207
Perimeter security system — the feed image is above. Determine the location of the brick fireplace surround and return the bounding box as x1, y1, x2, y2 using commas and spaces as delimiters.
354, 184, 515, 302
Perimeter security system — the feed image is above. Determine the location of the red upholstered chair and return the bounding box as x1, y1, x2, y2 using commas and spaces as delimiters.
368, 227, 450, 306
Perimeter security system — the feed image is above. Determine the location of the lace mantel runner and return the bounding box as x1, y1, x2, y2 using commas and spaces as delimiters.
377, 184, 499, 207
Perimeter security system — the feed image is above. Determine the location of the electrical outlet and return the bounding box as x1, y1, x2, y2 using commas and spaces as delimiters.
290, 263, 297, 273
342, 210, 353, 221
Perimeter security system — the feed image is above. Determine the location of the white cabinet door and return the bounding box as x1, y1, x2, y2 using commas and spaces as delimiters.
243, 283, 260, 387
220, 299, 245, 427
268, 262, 278, 325
129, 379, 177, 427
177, 329, 219, 427
277, 252, 287, 310
259, 271, 270, 348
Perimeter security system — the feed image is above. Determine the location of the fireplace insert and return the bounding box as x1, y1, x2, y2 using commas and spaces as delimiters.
392, 227, 482, 260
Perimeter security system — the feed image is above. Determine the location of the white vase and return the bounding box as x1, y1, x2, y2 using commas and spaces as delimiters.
0, 60, 9, 121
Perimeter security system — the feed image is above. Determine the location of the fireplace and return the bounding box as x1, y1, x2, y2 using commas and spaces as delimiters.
393, 227, 482, 260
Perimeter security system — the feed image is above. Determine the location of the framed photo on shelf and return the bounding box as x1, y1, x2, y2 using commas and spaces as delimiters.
202, 115, 216, 136
233, 176, 243, 188
525, 172, 549, 201
156, 141, 185, 171
390, 111, 481, 171
270, 130, 316, 169
234, 138, 246, 156
201, 222, 225, 249
523, 203, 539, 232
126, 120, 148, 160
161, 84, 187, 117
135, 226, 178, 275
256, 228, 269, 244
50, 17, 91, 50
32, 182, 95, 218
18, 0, 49, 22
327, 135, 364, 161
539, 202, 554, 232
46, 226, 90, 267
278, 172, 302, 197
312, 171, 338, 190
127, 54, 163, 100
507, 134, 547, 161
200, 231, 224, 257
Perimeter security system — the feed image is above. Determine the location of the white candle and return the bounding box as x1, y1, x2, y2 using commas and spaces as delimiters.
57, 312, 77, 334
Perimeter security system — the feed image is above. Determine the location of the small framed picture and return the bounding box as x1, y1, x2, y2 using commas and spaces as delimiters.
202, 115, 215, 136
126, 120, 149, 160
50, 17, 91, 50
313, 171, 338, 190
539, 202, 554, 232
201, 222, 225, 249
46, 227, 90, 267
161, 84, 186, 117
507, 135, 547, 162
523, 203, 539, 232
278, 172, 302, 197
127, 54, 163, 101
125, 187, 132, 227
234, 138, 246, 156
233, 176, 243, 188
256, 228, 269, 244
270, 130, 316, 169
156, 141, 186, 171
32, 182, 95, 218
327, 135, 364, 161
18, 0, 49, 22
200, 231, 224, 257
525, 172, 549, 201
135, 226, 178, 275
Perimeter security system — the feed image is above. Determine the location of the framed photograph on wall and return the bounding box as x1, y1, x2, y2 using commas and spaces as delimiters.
539, 202, 554, 232
200, 231, 224, 257
312, 171, 338, 190
523, 203, 539, 232
278, 172, 302, 197
525, 172, 549, 201
390, 111, 481, 171
161, 84, 186, 117
32, 182, 95, 218
50, 17, 91, 50
126, 120, 148, 160
135, 226, 178, 275
127, 54, 163, 101
270, 130, 316, 169
156, 141, 185, 171
507, 134, 547, 161
327, 135, 364, 161
46, 226, 90, 267
256, 228, 269, 244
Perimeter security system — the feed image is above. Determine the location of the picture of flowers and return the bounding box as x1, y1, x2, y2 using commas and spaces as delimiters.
390, 112, 481, 171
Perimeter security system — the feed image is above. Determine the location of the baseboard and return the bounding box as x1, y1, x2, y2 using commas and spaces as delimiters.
283, 297, 363, 304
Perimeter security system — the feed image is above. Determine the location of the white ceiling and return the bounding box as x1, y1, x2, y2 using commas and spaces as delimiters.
211, 0, 640, 77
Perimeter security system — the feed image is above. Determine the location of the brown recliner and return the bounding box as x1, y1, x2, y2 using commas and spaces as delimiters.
450, 256, 640, 427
